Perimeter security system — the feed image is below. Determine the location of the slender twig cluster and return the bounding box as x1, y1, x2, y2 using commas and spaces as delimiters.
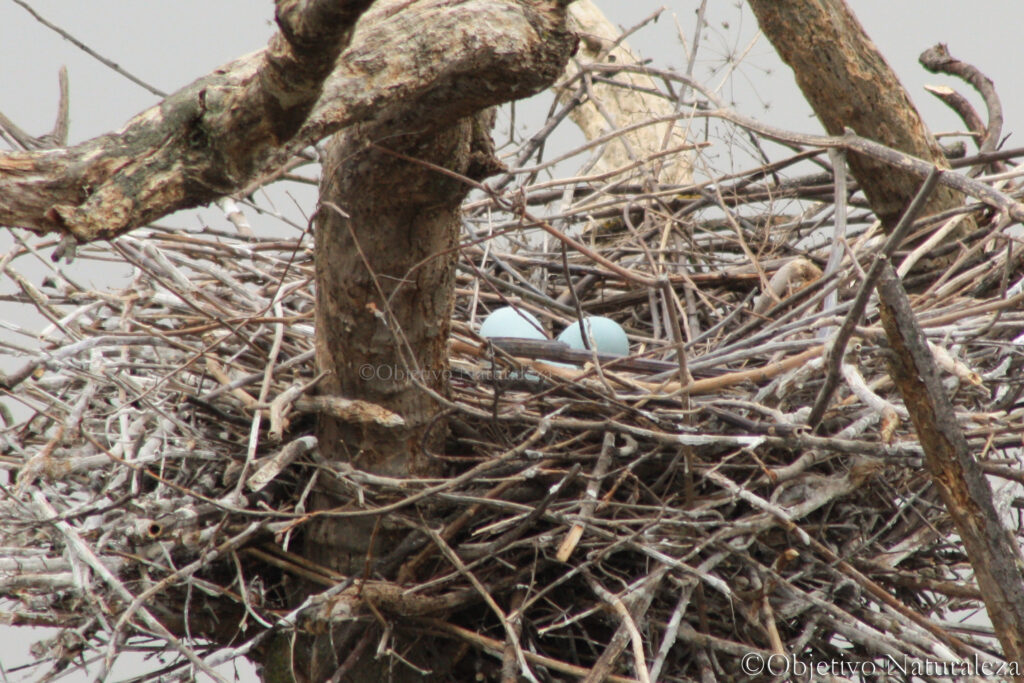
2, 54, 1024, 682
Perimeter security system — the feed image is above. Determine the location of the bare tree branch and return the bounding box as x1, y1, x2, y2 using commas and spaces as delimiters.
9, 0, 167, 97
0, 0, 573, 243
920, 43, 1003, 157
746, 0, 966, 234
876, 260, 1024, 667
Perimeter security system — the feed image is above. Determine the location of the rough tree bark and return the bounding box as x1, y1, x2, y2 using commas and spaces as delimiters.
746, 0, 968, 236
290, 113, 492, 683
0, 0, 574, 243
293, 2, 576, 680
877, 261, 1024, 670
0, 0, 374, 241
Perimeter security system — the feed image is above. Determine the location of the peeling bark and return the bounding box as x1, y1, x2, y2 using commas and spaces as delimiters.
0, 0, 575, 242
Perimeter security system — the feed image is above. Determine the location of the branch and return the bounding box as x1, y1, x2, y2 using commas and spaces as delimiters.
0, 0, 371, 241
875, 260, 1024, 666
558, 1, 692, 186
9, 0, 166, 97
580, 62, 1024, 223
920, 43, 1003, 157
806, 168, 941, 428
747, 0, 963, 232
0, 0, 574, 242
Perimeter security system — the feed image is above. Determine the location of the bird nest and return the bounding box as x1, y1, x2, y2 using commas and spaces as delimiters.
3, 120, 1024, 681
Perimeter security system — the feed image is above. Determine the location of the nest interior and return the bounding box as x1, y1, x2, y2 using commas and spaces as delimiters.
3, 91, 1024, 683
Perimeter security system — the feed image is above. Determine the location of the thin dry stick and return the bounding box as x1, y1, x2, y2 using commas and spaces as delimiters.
581, 566, 665, 683
659, 277, 694, 389
426, 619, 640, 683
423, 525, 538, 683
806, 167, 942, 428
32, 492, 230, 683
10, 0, 167, 96
556, 432, 615, 561
700, 469, 972, 657
820, 147, 848, 337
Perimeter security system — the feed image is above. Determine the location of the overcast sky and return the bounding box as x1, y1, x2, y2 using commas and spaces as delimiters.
1, 1, 1022, 680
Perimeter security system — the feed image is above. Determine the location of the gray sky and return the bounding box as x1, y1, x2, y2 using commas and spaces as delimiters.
1, 1, 1022, 680
3, 2, 1022, 148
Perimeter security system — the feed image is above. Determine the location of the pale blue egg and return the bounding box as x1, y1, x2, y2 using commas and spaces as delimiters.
479, 307, 551, 380
558, 316, 629, 357
479, 306, 546, 340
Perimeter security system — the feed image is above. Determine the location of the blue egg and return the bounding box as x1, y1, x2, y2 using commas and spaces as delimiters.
479, 306, 546, 340
558, 316, 629, 357
478, 307, 552, 380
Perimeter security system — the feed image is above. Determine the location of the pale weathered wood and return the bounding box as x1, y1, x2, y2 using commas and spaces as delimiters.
558, 0, 692, 186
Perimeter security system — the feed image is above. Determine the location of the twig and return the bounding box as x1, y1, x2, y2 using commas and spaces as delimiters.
10, 0, 166, 97
31, 491, 230, 683
806, 167, 942, 428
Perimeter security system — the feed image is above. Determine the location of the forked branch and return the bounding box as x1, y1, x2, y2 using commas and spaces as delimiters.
0, 0, 573, 243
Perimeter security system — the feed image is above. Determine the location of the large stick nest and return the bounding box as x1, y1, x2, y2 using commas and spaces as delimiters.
3, 69, 1024, 682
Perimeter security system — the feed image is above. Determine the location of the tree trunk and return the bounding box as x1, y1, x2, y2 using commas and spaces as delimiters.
0, 1, 577, 678
308, 115, 492, 567
289, 2, 575, 677
289, 115, 488, 682
746, 0, 968, 235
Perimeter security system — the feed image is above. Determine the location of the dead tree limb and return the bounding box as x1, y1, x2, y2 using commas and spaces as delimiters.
746, 0, 969, 236
0, 0, 373, 241
920, 43, 1003, 157
876, 260, 1024, 670
0, 0, 574, 243
558, 1, 692, 186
